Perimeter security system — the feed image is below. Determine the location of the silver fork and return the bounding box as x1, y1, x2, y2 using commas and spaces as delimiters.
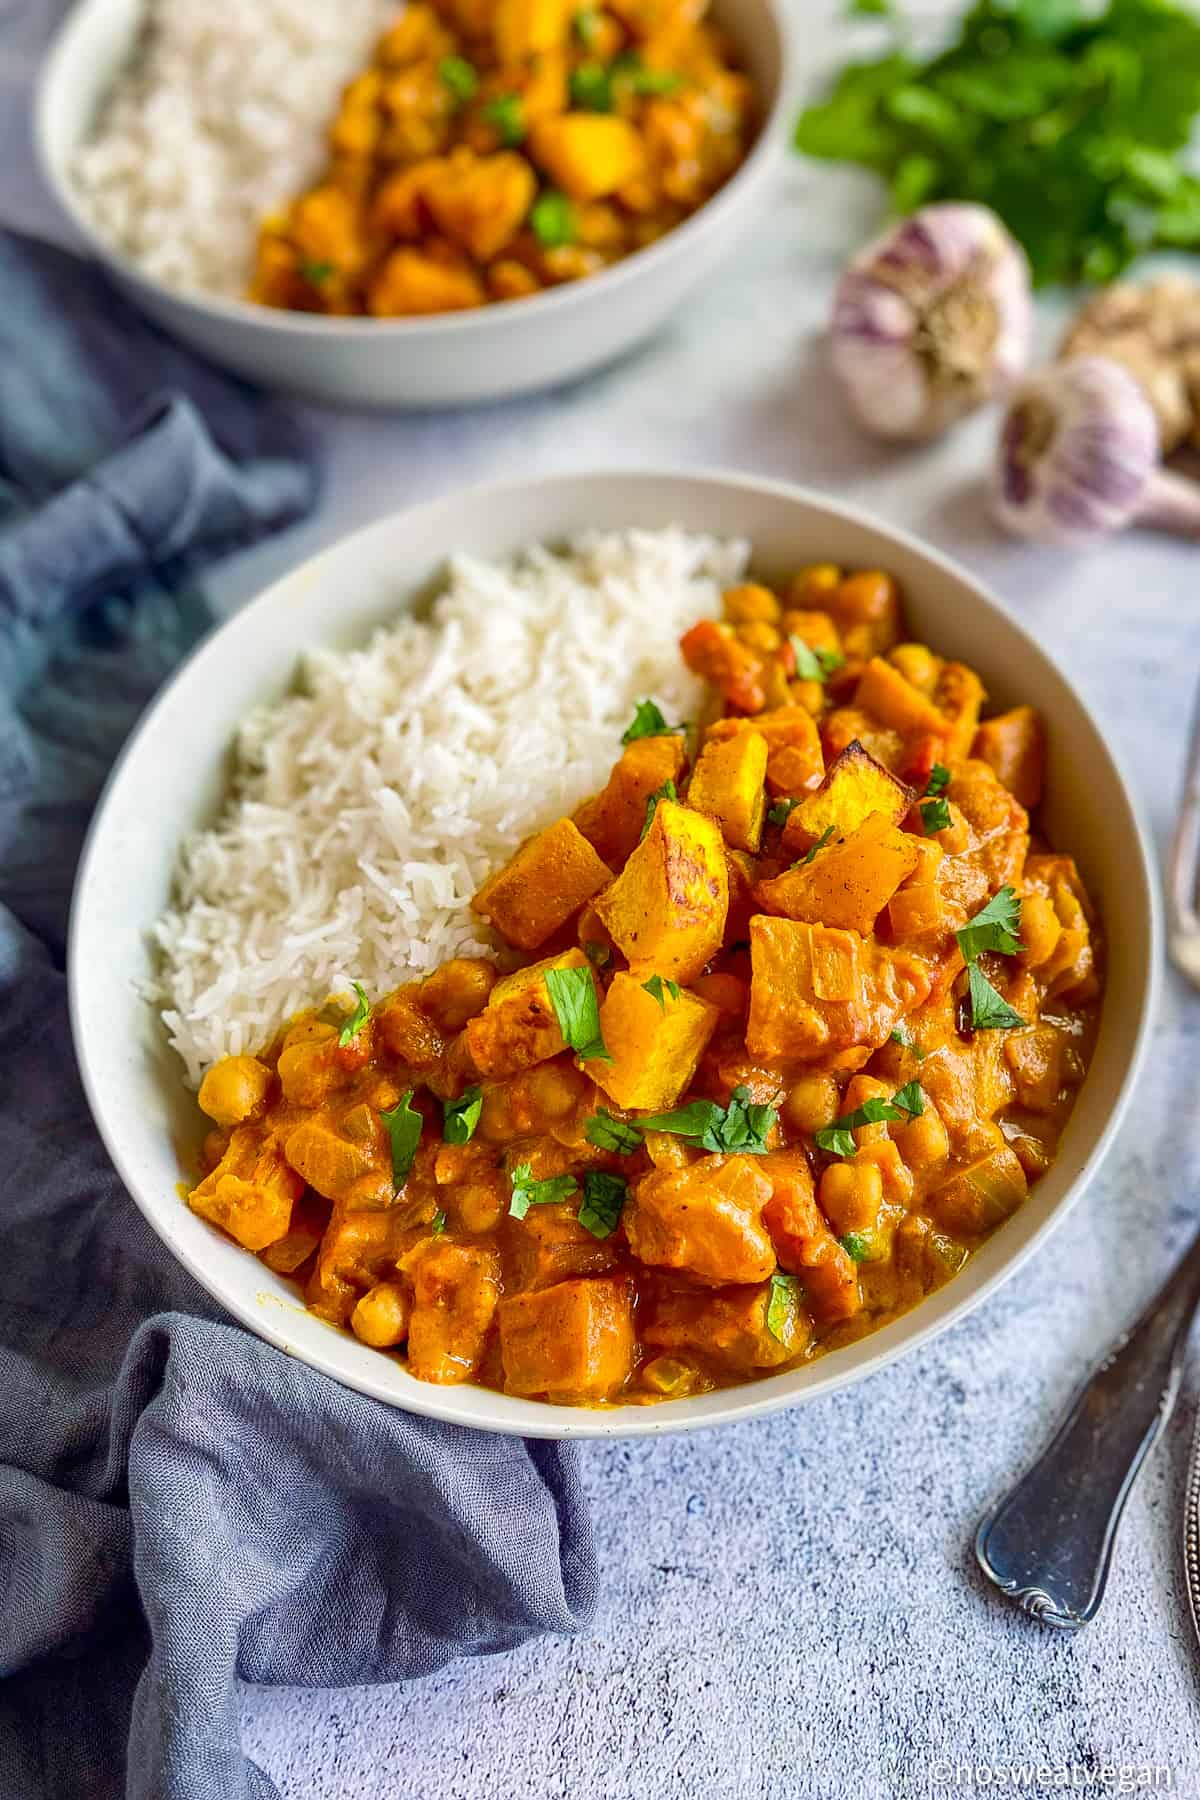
975, 693, 1200, 1629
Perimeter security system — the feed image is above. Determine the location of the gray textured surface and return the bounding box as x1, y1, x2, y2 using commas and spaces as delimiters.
7, 0, 1200, 1792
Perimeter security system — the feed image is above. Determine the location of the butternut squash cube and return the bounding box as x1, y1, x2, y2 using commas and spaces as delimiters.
855, 656, 952, 739
591, 971, 720, 1111
465, 947, 593, 1076
934, 661, 986, 760
626, 1155, 775, 1285
573, 733, 688, 869
529, 114, 645, 200
367, 247, 485, 316
188, 1126, 302, 1253
783, 741, 913, 854
500, 1276, 635, 1400
707, 707, 824, 798
972, 705, 1045, 810
401, 1237, 501, 1384
472, 816, 612, 950
493, 0, 571, 62
761, 1148, 860, 1324
643, 1280, 811, 1373
422, 151, 536, 262
592, 797, 728, 982
686, 727, 768, 852
746, 915, 931, 1062
754, 811, 920, 936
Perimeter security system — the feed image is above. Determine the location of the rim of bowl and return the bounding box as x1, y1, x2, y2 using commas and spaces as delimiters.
67, 466, 1162, 1438
35, 0, 794, 342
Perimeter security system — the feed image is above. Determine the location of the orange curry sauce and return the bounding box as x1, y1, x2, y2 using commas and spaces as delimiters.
187, 563, 1102, 1406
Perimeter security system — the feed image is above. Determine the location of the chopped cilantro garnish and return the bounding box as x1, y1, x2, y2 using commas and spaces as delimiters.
584, 940, 611, 969
482, 93, 525, 145
621, 698, 686, 745
956, 886, 1024, 962
380, 1090, 423, 1191
570, 60, 613, 111
508, 1162, 579, 1220
574, 6, 602, 45
815, 1085, 925, 1157
796, 825, 835, 867
531, 190, 577, 248
926, 763, 951, 797
578, 1170, 628, 1239
640, 778, 677, 841
890, 1022, 926, 1060
299, 260, 334, 285
630, 66, 683, 94
768, 797, 800, 828
585, 1109, 643, 1154
431, 1209, 447, 1235
840, 1232, 872, 1263
338, 981, 371, 1046
643, 975, 681, 1011
442, 1085, 483, 1145
545, 964, 611, 1063
766, 1272, 805, 1342
790, 638, 845, 683
966, 963, 1025, 1031
920, 796, 952, 836
438, 55, 478, 103
638, 1086, 776, 1155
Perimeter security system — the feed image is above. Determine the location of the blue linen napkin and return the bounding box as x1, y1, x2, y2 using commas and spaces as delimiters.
0, 232, 597, 1800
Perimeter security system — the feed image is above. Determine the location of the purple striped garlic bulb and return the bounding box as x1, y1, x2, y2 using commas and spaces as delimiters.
993, 355, 1200, 548
831, 202, 1033, 442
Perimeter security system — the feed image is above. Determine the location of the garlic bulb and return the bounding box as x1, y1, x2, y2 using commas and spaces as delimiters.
831, 202, 1033, 442
992, 355, 1200, 548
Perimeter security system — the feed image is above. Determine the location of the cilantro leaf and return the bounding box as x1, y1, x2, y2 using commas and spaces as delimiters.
794, 825, 835, 869
570, 60, 613, 111
890, 1022, 925, 1059
431, 1209, 447, 1235
299, 259, 334, 286
956, 886, 1023, 962
766, 1272, 805, 1342
442, 1085, 483, 1145
636, 1098, 726, 1140
545, 964, 611, 1063
768, 798, 800, 827
530, 191, 577, 248
925, 763, 950, 797
967, 963, 1026, 1031
791, 638, 845, 683
338, 981, 371, 1046
701, 1085, 776, 1155
586, 1109, 644, 1154
482, 93, 524, 145
438, 55, 478, 103
640, 778, 677, 841
840, 1232, 873, 1263
643, 974, 681, 1011
815, 1086, 924, 1156
621, 698, 686, 745
380, 1091, 423, 1191
574, 6, 601, 45
920, 796, 951, 835
508, 1162, 579, 1219
578, 1171, 628, 1239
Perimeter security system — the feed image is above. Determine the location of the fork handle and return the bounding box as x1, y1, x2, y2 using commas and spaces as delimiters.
975, 1231, 1200, 1629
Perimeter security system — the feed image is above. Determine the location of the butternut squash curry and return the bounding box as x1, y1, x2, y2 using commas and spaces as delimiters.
250, 0, 755, 316
187, 562, 1102, 1407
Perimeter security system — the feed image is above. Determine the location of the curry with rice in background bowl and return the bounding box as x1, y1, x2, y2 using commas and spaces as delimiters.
183, 555, 1102, 1408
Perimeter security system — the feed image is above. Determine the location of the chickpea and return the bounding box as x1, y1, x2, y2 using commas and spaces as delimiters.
737, 621, 782, 655
351, 1281, 411, 1349
525, 1060, 585, 1122
1019, 893, 1062, 968
722, 582, 781, 625
198, 1054, 273, 1127
894, 1107, 950, 1171
782, 1072, 839, 1135
819, 1159, 884, 1235
787, 564, 840, 607
457, 1177, 507, 1234
477, 1081, 515, 1144
278, 1035, 343, 1109
835, 570, 898, 625
888, 643, 941, 695
788, 679, 825, 716
419, 958, 497, 1032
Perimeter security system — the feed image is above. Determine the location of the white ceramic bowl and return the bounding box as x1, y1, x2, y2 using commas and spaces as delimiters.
69, 469, 1159, 1438
35, 0, 788, 409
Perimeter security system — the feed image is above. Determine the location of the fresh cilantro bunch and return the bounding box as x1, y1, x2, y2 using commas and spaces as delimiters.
795, 0, 1200, 285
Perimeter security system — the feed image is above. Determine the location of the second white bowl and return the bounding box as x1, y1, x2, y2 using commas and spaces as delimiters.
35, 0, 788, 409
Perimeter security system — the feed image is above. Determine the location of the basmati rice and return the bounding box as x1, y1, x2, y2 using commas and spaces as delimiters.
72, 0, 397, 296
154, 528, 748, 1085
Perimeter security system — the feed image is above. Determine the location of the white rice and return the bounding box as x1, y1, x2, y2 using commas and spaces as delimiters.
154, 528, 748, 1086
71, 0, 397, 296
